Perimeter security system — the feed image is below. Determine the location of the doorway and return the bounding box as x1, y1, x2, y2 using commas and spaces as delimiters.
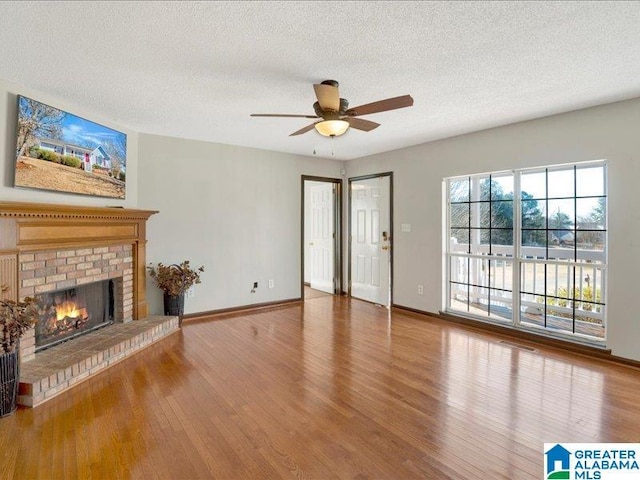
301, 176, 342, 299
348, 172, 393, 307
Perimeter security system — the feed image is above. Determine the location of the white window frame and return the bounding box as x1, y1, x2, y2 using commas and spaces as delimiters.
444, 160, 607, 347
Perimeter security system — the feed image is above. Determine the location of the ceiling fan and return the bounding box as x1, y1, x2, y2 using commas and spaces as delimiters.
250, 80, 414, 137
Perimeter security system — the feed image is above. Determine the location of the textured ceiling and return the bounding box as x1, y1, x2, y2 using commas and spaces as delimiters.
0, 1, 639, 160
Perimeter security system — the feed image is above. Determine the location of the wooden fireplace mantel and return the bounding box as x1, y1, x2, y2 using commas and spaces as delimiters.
0, 201, 158, 319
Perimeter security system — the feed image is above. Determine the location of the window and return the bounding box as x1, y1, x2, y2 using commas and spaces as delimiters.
446, 162, 607, 344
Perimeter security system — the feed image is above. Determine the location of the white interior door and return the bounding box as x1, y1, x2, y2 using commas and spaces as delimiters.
309, 182, 335, 293
350, 176, 391, 305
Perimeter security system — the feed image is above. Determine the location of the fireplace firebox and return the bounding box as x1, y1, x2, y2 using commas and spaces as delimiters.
34, 280, 114, 352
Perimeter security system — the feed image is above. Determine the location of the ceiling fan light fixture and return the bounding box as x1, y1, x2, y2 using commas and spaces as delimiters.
314, 119, 349, 137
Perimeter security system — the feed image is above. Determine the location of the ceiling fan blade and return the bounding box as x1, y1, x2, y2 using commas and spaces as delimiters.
251, 113, 318, 118
289, 123, 317, 136
313, 83, 340, 111
346, 94, 414, 116
345, 117, 380, 132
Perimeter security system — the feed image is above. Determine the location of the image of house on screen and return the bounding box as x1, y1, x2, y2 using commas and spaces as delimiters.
546, 444, 572, 476
38, 139, 111, 171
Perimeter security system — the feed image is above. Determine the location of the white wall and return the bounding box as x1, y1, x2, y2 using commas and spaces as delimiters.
345, 97, 640, 361
0, 77, 137, 206
137, 134, 342, 314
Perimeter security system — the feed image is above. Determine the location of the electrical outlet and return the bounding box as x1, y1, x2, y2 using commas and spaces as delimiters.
253, 281, 258, 289
187, 286, 195, 298
268, 279, 274, 288
417, 285, 424, 295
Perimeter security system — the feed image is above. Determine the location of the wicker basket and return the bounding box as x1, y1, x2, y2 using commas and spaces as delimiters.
0, 349, 19, 417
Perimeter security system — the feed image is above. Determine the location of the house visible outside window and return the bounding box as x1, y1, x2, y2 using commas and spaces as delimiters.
445, 161, 607, 345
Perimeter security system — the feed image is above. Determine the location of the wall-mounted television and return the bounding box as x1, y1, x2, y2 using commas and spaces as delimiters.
14, 95, 127, 199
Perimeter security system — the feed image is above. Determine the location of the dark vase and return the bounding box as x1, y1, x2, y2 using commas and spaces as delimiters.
0, 349, 19, 417
163, 293, 185, 325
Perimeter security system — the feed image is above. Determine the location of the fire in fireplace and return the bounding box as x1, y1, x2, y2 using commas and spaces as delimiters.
34, 280, 114, 351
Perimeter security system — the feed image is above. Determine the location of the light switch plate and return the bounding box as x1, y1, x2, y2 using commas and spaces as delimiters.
401, 224, 411, 232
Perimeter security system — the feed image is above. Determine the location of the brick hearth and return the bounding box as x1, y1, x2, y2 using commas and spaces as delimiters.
18, 315, 178, 407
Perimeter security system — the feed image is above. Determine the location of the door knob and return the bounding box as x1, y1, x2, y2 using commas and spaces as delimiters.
381, 245, 390, 251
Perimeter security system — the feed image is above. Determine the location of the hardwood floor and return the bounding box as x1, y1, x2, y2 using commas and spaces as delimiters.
1, 296, 639, 479
304, 285, 332, 300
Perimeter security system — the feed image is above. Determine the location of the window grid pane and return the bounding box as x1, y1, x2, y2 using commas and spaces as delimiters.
447, 163, 606, 343
447, 174, 514, 323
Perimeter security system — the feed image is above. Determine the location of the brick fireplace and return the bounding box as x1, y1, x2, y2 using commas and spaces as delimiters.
0, 201, 178, 407
19, 243, 133, 360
